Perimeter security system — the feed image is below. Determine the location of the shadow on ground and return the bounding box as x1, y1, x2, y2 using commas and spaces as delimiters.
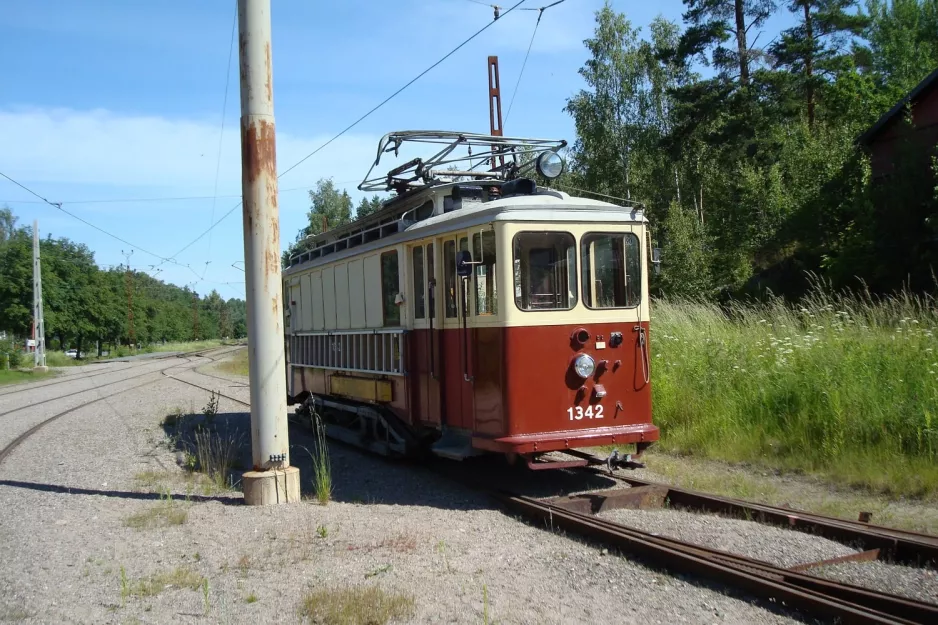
157, 409, 621, 512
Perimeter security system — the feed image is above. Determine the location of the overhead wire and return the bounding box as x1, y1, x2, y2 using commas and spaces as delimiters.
505, 0, 568, 125
0, 170, 173, 263
205, 4, 238, 274
0, 171, 245, 289
161, 0, 528, 266
0, 181, 362, 206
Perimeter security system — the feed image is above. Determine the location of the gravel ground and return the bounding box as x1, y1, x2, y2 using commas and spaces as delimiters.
597, 509, 858, 569
0, 349, 876, 624
814, 561, 938, 604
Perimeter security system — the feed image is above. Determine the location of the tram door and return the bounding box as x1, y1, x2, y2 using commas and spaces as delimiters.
410, 242, 442, 426
439, 236, 475, 430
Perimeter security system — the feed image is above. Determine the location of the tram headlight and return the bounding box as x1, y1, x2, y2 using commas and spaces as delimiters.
573, 354, 595, 379
536, 151, 565, 179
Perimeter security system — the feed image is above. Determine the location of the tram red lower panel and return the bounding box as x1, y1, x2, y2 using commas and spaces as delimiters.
407, 321, 658, 453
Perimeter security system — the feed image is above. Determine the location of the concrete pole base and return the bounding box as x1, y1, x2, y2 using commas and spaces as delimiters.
242, 467, 301, 505
34, 366, 49, 373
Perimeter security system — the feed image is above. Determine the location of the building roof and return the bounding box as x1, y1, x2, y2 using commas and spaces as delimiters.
857, 67, 938, 146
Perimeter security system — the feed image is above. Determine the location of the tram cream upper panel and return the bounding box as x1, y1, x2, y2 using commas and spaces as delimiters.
285, 191, 651, 333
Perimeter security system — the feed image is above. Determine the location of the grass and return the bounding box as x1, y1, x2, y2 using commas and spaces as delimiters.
121, 566, 206, 599
303, 414, 333, 505
298, 586, 415, 625
43, 339, 228, 367
0, 368, 54, 386
123, 490, 187, 529
217, 347, 249, 377
651, 285, 938, 498
191, 427, 242, 491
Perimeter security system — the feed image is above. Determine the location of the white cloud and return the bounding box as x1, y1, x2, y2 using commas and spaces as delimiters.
0, 107, 379, 195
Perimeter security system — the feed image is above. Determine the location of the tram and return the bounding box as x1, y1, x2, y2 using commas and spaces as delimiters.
283, 131, 658, 469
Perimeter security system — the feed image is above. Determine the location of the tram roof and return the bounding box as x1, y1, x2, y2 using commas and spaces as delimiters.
284, 185, 645, 275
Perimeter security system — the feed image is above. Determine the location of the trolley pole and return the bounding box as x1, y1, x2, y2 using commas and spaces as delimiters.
32, 220, 47, 371
237, 0, 299, 505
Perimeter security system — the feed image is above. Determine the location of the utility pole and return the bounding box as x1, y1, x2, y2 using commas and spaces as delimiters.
122, 250, 136, 351
192, 292, 200, 340
32, 220, 47, 371
237, 0, 298, 504
487, 56, 505, 170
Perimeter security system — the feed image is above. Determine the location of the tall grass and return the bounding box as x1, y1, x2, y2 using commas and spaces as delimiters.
303, 414, 333, 505
652, 286, 938, 497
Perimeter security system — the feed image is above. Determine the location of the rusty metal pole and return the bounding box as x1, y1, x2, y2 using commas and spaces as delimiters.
237, 0, 299, 505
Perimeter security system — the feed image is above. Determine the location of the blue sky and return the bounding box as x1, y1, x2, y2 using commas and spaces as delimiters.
0, 0, 795, 298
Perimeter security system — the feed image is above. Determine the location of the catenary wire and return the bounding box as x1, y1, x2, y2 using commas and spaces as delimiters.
0, 170, 173, 263
504, 9, 542, 125
206, 4, 238, 266
162, 0, 528, 265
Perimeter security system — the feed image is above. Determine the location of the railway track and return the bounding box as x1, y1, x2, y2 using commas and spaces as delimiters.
0, 347, 238, 466
0, 345, 243, 399
500, 491, 938, 625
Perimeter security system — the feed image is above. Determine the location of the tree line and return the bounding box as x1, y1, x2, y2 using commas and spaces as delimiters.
0, 207, 247, 358
565, 0, 938, 298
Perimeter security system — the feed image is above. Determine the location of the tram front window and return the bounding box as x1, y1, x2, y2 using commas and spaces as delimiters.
581, 232, 642, 308
512, 232, 577, 311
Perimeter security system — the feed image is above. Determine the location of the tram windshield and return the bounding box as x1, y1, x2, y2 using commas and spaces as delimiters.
581, 232, 642, 308
513, 232, 577, 311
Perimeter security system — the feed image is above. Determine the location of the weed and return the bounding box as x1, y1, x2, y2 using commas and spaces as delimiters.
190, 428, 242, 491
435, 540, 452, 574
245, 593, 258, 604
316, 524, 329, 539
301, 414, 332, 505
202, 578, 210, 615
298, 586, 415, 625
201, 390, 220, 425
123, 489, 187, 529
119, 566, 129, 607
365, 564, 392, 579
237, 555, 251, 576
124, 567, 205, 598
193, 552, 201, 562
162, 407, 184, 428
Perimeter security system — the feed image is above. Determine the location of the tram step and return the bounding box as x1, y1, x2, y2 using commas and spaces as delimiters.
431, 444, 479, 461
430, 427, 481, 461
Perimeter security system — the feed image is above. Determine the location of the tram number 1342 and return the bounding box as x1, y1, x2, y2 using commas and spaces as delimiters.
567, 406, 604, 421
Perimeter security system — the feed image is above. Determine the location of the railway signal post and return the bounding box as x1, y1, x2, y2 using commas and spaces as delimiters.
237, 0, 299, 505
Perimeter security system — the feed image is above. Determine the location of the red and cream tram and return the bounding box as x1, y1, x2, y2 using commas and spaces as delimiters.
284, 132, 658, 469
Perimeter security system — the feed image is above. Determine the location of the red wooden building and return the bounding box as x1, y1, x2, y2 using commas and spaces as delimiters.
858, 68, 938, 179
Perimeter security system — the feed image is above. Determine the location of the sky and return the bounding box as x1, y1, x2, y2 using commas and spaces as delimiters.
0, 0, 795, 299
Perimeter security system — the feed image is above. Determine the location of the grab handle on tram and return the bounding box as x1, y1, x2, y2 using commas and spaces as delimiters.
428, 278, 436, 380
460, 276, 474, 384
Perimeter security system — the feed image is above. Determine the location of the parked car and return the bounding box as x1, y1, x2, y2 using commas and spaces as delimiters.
65, 349, 78, 358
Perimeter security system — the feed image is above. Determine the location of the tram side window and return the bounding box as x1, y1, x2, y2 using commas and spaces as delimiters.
512, 232, 577, 311
412, 246, 425, 319
444, 240, 457, 318
581, 232, 642, 308
472, 230, 497, 315
381, 250, 400, 325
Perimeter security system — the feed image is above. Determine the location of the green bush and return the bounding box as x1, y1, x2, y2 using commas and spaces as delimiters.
0, 339, 23, 370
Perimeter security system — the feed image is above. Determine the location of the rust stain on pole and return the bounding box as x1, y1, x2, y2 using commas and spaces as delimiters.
241, 119, 277, 183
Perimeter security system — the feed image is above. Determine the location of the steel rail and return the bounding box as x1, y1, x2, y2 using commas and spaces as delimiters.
0, 355, 214, 466
498, 492, 937, 625
0, 347, 239, 420
557, 500, 938, 624
0, 345, 242, 398
591, 470, 938, 566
